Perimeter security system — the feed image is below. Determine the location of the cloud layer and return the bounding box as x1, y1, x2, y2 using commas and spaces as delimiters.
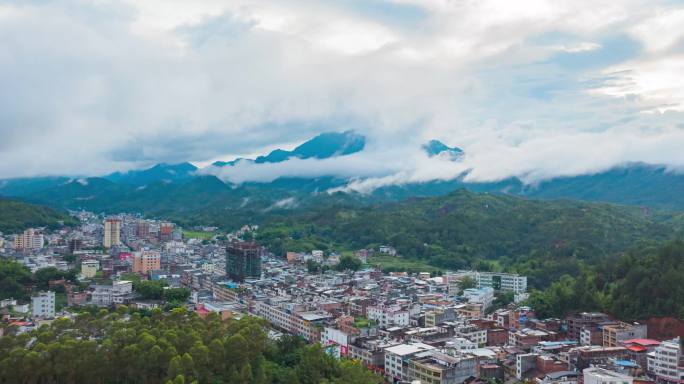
1, 0, 684, 189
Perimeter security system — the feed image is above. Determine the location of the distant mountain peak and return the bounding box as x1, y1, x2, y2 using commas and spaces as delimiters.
423, 140, 463, 159
216, 130, 366, 167
104, 162, 197, 186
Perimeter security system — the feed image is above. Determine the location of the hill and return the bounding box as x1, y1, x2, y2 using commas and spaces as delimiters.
257, 189, 683, 287
0, 198, 77, 234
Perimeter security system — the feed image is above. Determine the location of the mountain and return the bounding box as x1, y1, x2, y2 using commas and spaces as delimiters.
216, 131, 366, 166
0, 198, 77, 233
0, 176, 70, 196
104, 162, 197, 186
520, 164, 684, 210
3, 132, 684, 219
423, 139, 463, 159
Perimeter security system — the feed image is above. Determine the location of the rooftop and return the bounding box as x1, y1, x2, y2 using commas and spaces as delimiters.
385, 342, 434, 356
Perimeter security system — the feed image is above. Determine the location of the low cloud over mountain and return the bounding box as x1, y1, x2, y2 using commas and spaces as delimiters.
1, 1, 684, 185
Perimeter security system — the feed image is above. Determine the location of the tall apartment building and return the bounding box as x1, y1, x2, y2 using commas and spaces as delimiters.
13, 228, 44, 250
159, 222, 174, 242
603, 322, 647, 347
649, 338, 684, 384
136, 220, 150, 239
31, 291, 55, 318
133, 250, 161, 274
475, 272, 527, 293
103, 218, 122, 248
226, 242, 261, 282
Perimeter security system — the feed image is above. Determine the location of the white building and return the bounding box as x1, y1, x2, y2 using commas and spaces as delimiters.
367, 305, 410, 327
649, 337, 683, 384
384, 342, 434, 382
475, 272, 527, 293
31, 291, 55, 318
91, 280, 133, 306
463, 287, 495, 311
321, 327, 350, 356
81, 260, 99, 279
445, 337, 478, 351
583, 367, 633, 384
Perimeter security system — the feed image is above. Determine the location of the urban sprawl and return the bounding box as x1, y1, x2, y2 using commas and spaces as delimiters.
0, 212, 682, 384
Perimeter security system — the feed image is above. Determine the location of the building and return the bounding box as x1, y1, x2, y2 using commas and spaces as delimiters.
367, 305, 410, 327
409, 350, 477, 384
13, 228, 44, 250
384, 342, 435, 382
159, 222, 174, 242
474, 272, 527, 293
133, 250, 161, 274
583, 367, 633, 384
517, 353, 539, 380
91, 280, 133, 307
463, 287, 495, 311
649, 337, 683, 384
81, 260, 99, 279
136, 220, 150, 239
103, 218, 122, 248
31, 291, 55, 318
567, 313, 612, 340
226, 242, 261, 282
603, 322, 648, 347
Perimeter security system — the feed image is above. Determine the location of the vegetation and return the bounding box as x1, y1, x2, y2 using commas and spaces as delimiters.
256, 190, 684, 321
458, 276, 477, 291
0, 262, 78, 302
527, 240, 684, 321
367, 254, 441, 274
0, 308, 383, 384
182, 230, 215, 241
334, 255, 361, 272
0, 198, 76, 234
259, 190, 682, 287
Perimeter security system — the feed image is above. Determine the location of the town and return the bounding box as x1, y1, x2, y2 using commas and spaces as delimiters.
0, 213, 682, 384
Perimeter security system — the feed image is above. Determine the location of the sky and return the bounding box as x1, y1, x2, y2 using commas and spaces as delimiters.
1, 0, 684, 190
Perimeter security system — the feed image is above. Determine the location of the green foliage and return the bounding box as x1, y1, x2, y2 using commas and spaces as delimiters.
0, 198, 77, 233
33, 267, 77, 290
133, 280, 167, 300
458, 276, 477, 291
0, 260, 33, 301
306, 260, 324, 274
259, 190, 681, 287
606, 240, 684, 320
334, 255, 361, 272
0, 311, 383, 383
527, 240, 684, 321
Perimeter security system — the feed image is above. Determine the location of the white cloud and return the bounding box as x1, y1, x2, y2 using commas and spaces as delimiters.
0, 0, 683, 190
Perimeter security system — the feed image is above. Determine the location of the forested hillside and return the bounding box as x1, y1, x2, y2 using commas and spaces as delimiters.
528, 240, 684, 321
0, 308, 382, 384
258, 189, 682, 287
0, 198, 77, 234
257, 190, 684, 321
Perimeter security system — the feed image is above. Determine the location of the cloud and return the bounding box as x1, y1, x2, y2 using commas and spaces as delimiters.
0, 0, 683, 190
